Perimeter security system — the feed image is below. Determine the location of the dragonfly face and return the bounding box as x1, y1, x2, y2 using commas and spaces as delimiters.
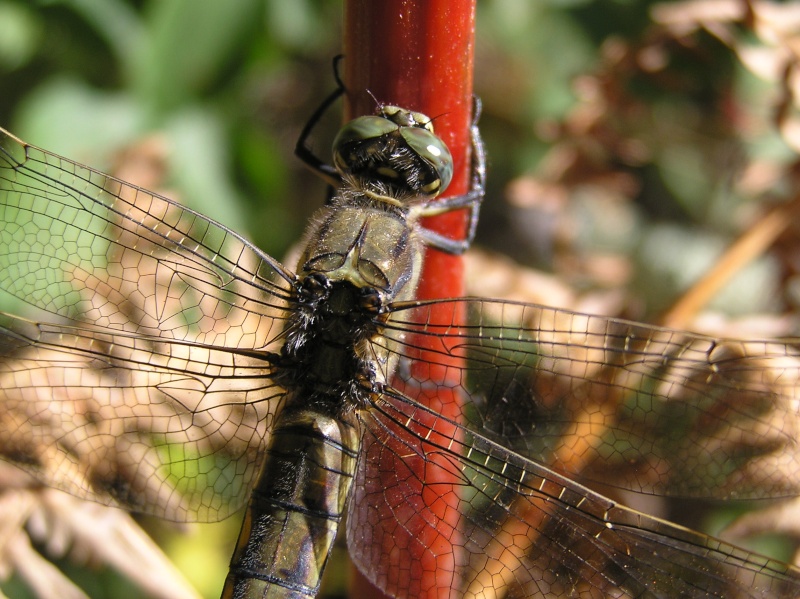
0, 91, 800, 599
331, 105, 454, 200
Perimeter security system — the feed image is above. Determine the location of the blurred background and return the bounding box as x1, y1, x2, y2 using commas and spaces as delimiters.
1, 0, 799, 597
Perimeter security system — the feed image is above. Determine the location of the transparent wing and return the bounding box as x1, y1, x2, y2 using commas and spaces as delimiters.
381, 298, 800, 501
0, 314, 279, 521
346, 298, 800, 597
0, 127, 294, 520
0, 127, 293, 347
350, 387, 800, 598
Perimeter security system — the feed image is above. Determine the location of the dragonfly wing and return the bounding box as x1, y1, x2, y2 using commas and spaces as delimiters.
0, 313, 280, 521
0, 127, 293, 349
349, 387, 800, 598
0, 126, 296, 520
380, 298, 800, 502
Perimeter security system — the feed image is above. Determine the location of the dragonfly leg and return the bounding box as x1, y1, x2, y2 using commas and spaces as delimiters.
417, 97, 487, 255
294, 55, 346, 188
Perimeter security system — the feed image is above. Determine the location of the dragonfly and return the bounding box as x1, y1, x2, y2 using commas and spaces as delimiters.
1, 84, 800, 599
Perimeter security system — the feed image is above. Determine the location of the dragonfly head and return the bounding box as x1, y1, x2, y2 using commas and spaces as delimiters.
331, 106, 454, 203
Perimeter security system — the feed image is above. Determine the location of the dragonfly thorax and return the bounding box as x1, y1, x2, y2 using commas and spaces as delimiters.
279, 277, 387, 409
284, 196, 425, 409
296, 203, 423, 299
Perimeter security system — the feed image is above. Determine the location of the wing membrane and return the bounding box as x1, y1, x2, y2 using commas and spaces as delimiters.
0, 127, 293, 348
351, 387, 800, 598
0, 126, 298, 521
0, 312, 279, 522
381, 298, 800, 501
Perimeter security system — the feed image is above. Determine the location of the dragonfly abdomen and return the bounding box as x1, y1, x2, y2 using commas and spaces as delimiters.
222, 403, 361, 599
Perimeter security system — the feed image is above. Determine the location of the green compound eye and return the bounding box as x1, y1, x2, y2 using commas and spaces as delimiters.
332, 115, 398, 152
331, 109, 454, 199
399, 125, 453, 194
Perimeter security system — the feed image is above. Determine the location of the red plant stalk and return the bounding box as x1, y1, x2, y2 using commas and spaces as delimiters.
342, 1, 477, 598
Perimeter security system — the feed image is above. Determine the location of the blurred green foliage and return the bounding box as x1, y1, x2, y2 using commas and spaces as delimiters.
0, 0, 343, 261
2, 0, 799, 597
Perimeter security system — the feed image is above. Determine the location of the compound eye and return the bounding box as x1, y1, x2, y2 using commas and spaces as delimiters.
332, 115, 396, 172
400, 126, 453, 196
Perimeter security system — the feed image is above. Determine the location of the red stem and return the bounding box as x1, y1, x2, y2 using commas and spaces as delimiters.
342, 1, 477, 598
